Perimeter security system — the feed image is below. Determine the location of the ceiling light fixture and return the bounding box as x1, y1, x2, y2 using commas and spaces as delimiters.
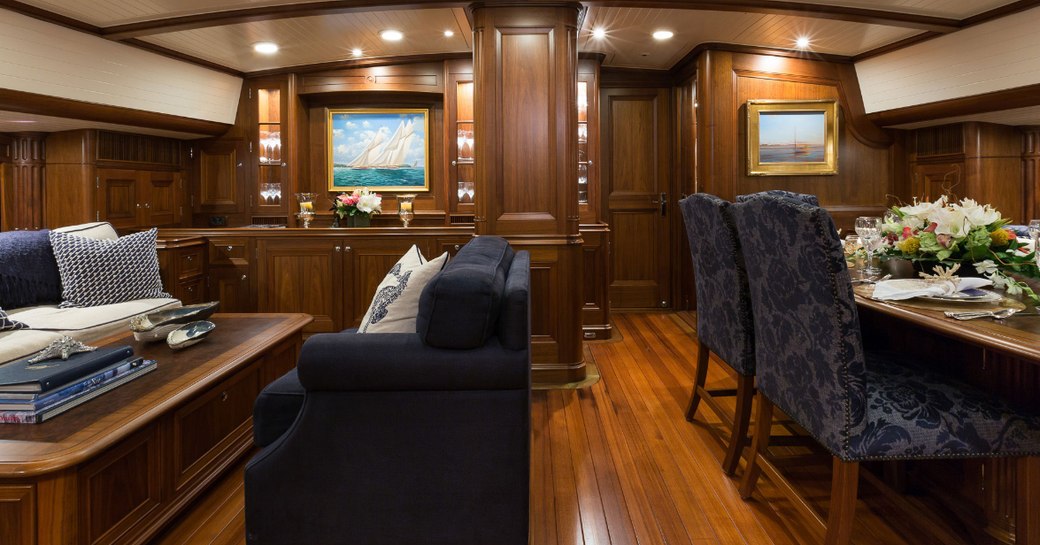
253, 41, 279, 54
592, 28, 606, 39
796, 36, 811, 49
380, 29, 404, 41
351, 48, 363, 57
652, 30, 673, 40
444, 30, 455, 37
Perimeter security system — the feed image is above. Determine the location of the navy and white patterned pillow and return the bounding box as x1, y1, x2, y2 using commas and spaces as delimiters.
49, 228, 171, 308
359, 245, 449, 334
0, 308, 27, 331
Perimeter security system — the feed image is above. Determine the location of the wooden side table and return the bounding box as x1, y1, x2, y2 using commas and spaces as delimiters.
157, 236, 207, 304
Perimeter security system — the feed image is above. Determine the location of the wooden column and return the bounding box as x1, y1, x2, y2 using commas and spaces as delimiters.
3, 133, 45, 231
470, 2, 585, 382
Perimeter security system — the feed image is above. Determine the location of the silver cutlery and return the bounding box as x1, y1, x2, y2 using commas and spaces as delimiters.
851, 274, 892, 285
944, 308, 1020, 320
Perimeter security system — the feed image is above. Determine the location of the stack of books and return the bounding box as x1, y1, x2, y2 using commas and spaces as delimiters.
0, 345, 157, 424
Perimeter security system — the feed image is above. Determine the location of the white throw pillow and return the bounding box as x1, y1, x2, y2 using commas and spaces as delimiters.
358, 245, 448, 333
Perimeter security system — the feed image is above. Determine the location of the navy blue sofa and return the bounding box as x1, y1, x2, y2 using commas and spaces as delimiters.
244, 236, 531, 545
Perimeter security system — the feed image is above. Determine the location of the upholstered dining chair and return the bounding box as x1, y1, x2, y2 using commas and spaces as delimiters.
679, 193, 756, 475
731, 195, 1040, 545
736, 189, 819, 206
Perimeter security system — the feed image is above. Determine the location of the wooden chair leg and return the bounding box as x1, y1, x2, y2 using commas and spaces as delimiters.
722, 374, 754, 476
824, 458, 859, 545
1017, 456, 1040, 545
739, 396, 773, 499
685, 342, 710, 422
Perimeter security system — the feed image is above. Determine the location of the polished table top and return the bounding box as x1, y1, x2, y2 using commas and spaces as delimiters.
854, 284, 1040, 363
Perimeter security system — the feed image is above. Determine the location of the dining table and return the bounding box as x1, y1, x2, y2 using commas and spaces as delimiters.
853, 282, 1040, 545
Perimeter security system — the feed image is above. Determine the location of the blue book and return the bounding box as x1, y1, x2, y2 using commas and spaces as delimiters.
0, 357, 150, 410
0, 345, 134, 393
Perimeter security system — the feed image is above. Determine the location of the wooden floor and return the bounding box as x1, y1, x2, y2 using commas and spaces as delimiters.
151, 311, 975, 545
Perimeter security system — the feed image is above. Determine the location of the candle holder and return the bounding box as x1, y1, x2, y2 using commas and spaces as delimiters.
398, 194, 416, 228
295, 193, 317, 228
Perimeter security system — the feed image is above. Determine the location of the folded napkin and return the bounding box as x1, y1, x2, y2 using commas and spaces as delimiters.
871, 277, 992, 301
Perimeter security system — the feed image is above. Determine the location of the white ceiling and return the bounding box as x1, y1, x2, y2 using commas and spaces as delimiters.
0, 110, 210, 139
0, 0, 1037, 134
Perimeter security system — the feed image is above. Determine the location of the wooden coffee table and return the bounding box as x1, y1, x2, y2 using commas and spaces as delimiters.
0, 313, 311, 545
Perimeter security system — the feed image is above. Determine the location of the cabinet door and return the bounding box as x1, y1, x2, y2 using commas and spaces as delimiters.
196, 140, 247, 215
258, 238, 343, 333
209, 266, 254, 313
96, 168, 140, 230
144, 171, 180, 227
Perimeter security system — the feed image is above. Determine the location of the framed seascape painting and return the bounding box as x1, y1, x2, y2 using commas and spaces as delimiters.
746, 99, 838, 176
327, 108, 430, 192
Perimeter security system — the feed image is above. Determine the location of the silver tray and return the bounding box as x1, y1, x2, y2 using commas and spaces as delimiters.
129, 301, 220, 342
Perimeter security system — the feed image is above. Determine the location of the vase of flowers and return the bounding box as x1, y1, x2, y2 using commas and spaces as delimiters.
331, 188, 382, 228
880, 196, 1040, 302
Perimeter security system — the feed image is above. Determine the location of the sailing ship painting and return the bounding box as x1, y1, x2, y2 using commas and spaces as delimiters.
757, 111, 826, 163
328, 109, 429, 191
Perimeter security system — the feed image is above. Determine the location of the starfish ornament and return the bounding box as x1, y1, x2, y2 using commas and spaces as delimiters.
27, 336, 97, 364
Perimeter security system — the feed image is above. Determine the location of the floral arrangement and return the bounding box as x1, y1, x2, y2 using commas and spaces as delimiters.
880, 196, 1039, 301
331, 188, 382, 219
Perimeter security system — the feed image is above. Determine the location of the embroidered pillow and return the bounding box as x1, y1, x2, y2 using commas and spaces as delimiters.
0, 308, 27, 331
358, 245, 449, 334
49, 228, 171, 308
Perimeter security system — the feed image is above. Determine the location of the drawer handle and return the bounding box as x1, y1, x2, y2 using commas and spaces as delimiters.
186, 285, 195, 293
186, 255, 194, 261
241, 274, 248, 281
226, 245, 233, 252
220, 391, 229, 402
454, 244, 461, 251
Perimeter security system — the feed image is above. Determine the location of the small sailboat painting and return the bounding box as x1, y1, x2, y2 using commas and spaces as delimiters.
757, 111, 825, 163
329, 109, 428, 191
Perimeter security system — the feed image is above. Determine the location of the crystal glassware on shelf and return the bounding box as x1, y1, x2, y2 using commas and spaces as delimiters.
457, 181, 467, 203
464, 181, 475, 202
855, 216, 882, 278
398, 194, 416, 228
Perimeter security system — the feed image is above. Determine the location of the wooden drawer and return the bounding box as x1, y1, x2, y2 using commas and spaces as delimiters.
176, 277, 204, 305
208, 238, 250, 266
170, 365, 259, 494
176, 246, 204, 279
0, 485, 34, 545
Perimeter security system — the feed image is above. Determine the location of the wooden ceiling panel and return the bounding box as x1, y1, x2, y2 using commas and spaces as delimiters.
139, 7, 471, 72
9, 0, 316, 26
796, 0, 1016, 19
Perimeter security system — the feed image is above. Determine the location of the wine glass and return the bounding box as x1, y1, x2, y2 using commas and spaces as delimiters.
843, 234, 863, 270
855, 216, 882, 277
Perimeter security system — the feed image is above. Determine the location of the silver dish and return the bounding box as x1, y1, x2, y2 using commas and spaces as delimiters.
166, 320, 216, 350
129, 301, 219, 342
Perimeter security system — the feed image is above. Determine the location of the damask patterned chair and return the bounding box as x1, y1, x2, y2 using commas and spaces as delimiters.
678, 193, 757, 475
736, 189, 819, 206
731, 195, 1040, 545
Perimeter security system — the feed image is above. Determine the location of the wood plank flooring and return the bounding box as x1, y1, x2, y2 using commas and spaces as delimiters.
150, 311, 975, 545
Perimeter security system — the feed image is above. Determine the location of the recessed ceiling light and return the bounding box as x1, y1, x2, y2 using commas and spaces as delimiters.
592, 28, 606, 39
381, 29, 403, 41
652, 30, 673, 40
444, 30, 454, 37
253, 41, 279, 54
795, 36, 811, 49
351, 48, 363, 57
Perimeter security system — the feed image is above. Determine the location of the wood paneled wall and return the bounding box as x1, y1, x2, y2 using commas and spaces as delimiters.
4, 133, 45, 231
695, 50, 897, 232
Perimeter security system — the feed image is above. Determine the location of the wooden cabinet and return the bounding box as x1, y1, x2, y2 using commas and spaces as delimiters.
97, 168, 182, 230
578, 59, 602, 224
446, 61, 475, 221
251, 77, 291, 223
45, 130, 186, 230
157, 236, 207, 304
206, 237, 254, 312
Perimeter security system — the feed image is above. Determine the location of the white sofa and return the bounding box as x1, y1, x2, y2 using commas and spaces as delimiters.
0, 222, 180, 364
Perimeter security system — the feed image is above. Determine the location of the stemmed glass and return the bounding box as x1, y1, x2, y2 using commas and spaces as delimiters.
1030, 219, 1040, 267
855, 216, 882, 278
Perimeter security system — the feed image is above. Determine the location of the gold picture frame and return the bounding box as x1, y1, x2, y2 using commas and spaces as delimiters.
746, 99, 838, 176
327, 108, 430, 192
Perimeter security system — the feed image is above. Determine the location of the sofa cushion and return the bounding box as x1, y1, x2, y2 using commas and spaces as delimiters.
416, 236, 514, 349
0, 308, 27, 332
50, 228, 171, 308
52, 221, 118, 240
359, 245, 448, 334
253, 368, 305, 448
0, 229, 61, 309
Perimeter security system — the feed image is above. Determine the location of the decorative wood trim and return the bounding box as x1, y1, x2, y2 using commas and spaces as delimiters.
249, 52, 471, 78
852, 32, 939, 62
866, 83, 1040, 127
122, 39, 244, 77
670, 42, 855, 84
601, 67, 673, 88
0, 88, 230, 137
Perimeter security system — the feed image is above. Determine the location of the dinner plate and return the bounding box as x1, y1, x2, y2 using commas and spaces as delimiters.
919, 289, 1002, 303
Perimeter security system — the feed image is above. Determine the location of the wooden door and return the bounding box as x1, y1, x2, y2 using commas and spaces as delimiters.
258, 238, 343, 333
144, 171, 179, 227
96, 168, 140, 230
913, 161, 963, 204
603, 87, 672, 309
